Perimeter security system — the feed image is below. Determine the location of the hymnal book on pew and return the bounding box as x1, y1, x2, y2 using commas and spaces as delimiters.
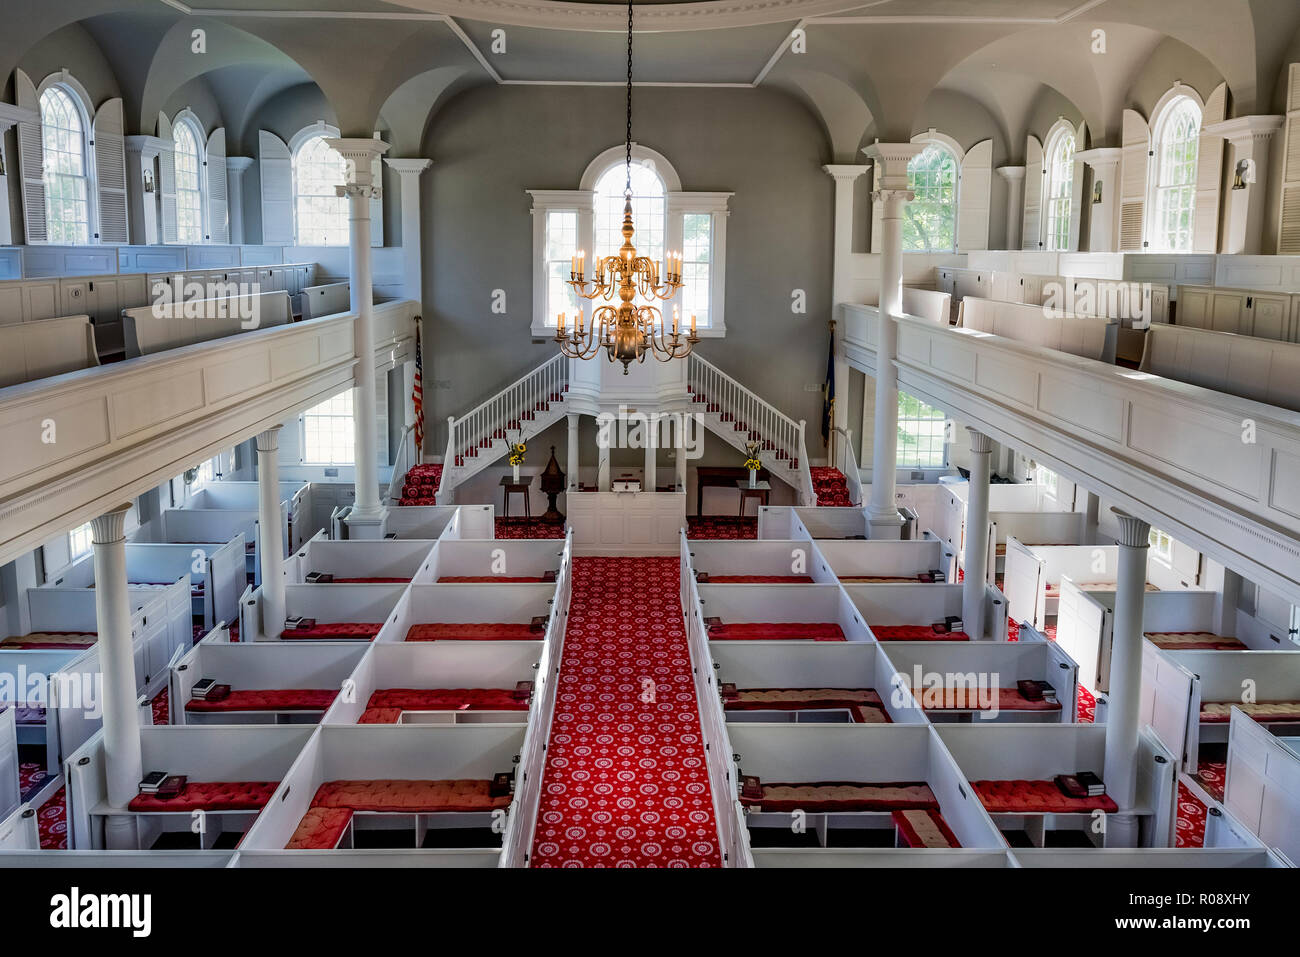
931, 622, 951, 634
1017, 679, 1044, 701
490, 772, 514, 798
720, 683, 738, 701
530, 615, 549, 633
191, 678, 216, 699
139, 771, 167, 793
205, 684, 231, 702
512, 681, 534, 701
705, 617, 722, 629
1054, 774, 1089, 799
156, 775, 187, 800
1076, 771, 1105, 796
543, 570, 558, 583
918, 572, 934, 583
1038, 681, 1057, 703
930, 569, 947, 582
741, 775, 763, 800
305, 571, 334, 584
695, 571, 710, 583
946, 616, 964, 631
285, 616, 316, 630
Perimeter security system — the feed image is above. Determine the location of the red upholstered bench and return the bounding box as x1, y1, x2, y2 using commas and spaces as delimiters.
700, 575, 815, 584
286, 807, 354, 849
309, 779, 511, 813
358, 688, 528, 723
328, 577, 411, 584
438, 576, 551, 583
740, 781, 937, 813
405, 623, 540, 642
0, 631, 96, 649
838, 575, 928, 583
1200, 701, 1300, 723
972, 779, 1118, 814
280, 622, 383, 640
1147, 631, 1246, 651
186, 689, 338, 713
870, 625, 971, 641
893, 808, 961, 848
127, 781, 279, 813
725, 688, 890, 724
915, 687, 1062, 712
708, 622, 846, 641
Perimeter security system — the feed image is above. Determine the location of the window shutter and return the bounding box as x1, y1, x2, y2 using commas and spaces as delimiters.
1277, 65, 1300, 254
870, 163, 884, 252
14, 69, 46, 244
370, 149, 383, 248
956, 139, 992, 251
1068, 120, 1087, 250
207, 127, 229, 244
259, 130, 294, 245
1193, 83, 1227, 253
93, 98, 128, 244
375, 374, 389, 468
1021, 134, 1043, 249
1119, 108, 1150, 251
157, 112, 177, 244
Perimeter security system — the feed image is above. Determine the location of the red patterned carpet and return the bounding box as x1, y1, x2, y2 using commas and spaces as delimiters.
1176, 782, 1207, 848
152, 688, 170, 725
686, 516, 757, 540
531, 557, 721, 867
494, 517, 566, 539
810, 467, 853, 507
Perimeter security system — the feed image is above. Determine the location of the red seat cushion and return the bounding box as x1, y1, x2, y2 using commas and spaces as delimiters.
893, 808, 961, 848
359, 688, 527, 722
725, 688, 890, 724
280, 622, 382, 640
405, 623, 539, 642
741, 781, 937, 813
309, 779, 511, 813
972, 779, 1118, 813
1147, 631, 1246, 651
913, 687, 1061, 712
871, 625, 971, 641
1200, 701, 1300, 723
707, 622, 845, 641
185, 689, 338, 713
286, 807, 354, 849
438, 576, 549, 583
838, 575, 926, 583
127, 781, 278, 812
0, 631, 96, 649
328, 577, 411, 584
703, 575, 816, 584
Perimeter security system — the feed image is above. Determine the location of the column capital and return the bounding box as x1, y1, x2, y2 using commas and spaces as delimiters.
384, 157, 433, 176
1111, 508, 1152, 548
124, 134, 168, 160
996, 165, 1026, 181
226, 156, 255, 173
90, 503, 134, 546
966, 427, 994, 455
871, 188, 915, 205
1074, 148, 1122, 170
0, 102, 36, 135
1203, 115, 1284, 149
862, 141, 927, 190
325, 136, 391, 187
822, 163, 870, 181
256, 426, 282, 453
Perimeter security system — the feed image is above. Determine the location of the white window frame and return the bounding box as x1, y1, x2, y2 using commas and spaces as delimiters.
1042, 119, 1076, 253
528, 143, 731, 338
895, 390, 949, 469
35, 71, 99, 246
289, 122, 348, 247
904, 130, 963, 254
68, 522, 94, 561
1145, 85, 1204, 253
170, 108, 207, 245
300, 391, 356, 467
1148, 527, 1174, 566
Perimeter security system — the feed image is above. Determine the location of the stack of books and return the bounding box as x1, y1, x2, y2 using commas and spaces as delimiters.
190, 679, 231, 702
139, 772, 187, 799
305, 571, 334, 584
1054, 771, 1105, 799
511, 681, 534, 702
720, 682, 739, 702
918, 569, 947, 583
489, 770, 515, 798
931, 616, 964, 634
284, 616, 316, 631
1016, 680, 1058, 703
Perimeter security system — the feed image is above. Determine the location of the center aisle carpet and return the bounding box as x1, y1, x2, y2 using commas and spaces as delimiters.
531, 556, 722, 867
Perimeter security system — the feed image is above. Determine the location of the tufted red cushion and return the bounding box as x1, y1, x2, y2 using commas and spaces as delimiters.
893, 808, 961, 848
309, 779, 511, 813
359, 688, 527, 722
1146, 631, 1246, 651
725, 688, 889, 724
914, 687, 1061, 712
0, 631, 96, 649
707, 622, 845, 641
741, 781, 937, 813
1200, 700, 1300, 723
329, 577, 411, 584
127, 780, 278, 812
972, 779, 1118, 814
280, 622, 383, 640
438, 576, 549, 583
871, 625, 971, 641
405, 623, 539, 642
186, 689, 338, 713
286, 807, 354, 849
838, 575, 926, 583
702, 575, 816, 584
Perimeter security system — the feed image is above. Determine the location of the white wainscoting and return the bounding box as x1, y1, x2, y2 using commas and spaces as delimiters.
567, 491, 686, 555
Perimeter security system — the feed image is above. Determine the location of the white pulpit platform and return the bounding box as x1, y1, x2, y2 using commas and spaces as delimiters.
567, 490, 686, 556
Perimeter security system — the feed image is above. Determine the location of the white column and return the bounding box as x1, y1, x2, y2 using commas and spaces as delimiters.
1074, 149, 1121, 252
226, 157, 254, 245
862, 143, 923, 539
961, 428, 994, 638
823, 165, 869, 459
643, 413, 656, 492
328, 137, 391, 535
0, 104, 36, 246
124, 135, 165, 246
383, 157, 433, 302
996, 166, 1026, 250
597, 441, 611, 492
256, 427, 286, 639
1219, 568, 1243, 637
675, 416, 688, 491
566, 413, 580, 491
1204, 116, 1284, 254
90, 504, 143, 849
1104, 508, 1152, 849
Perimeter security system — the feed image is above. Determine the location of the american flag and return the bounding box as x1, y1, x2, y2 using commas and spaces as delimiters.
412, 321, 424, 458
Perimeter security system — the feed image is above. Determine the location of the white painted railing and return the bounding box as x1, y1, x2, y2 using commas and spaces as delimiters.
687, 354, 815, 505
831, 425, 863, 507
385, 424, 418, 505
439, 353, 570, 499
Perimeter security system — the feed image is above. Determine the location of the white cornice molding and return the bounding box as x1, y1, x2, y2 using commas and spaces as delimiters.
822, 164, 870, 180
124, 134, 169, 158
0, 102, 36, 133
1074, 147, 1121, 169
1203, 115, 1285, 145
385, 157, 434, 175
996, 165, 1026, 180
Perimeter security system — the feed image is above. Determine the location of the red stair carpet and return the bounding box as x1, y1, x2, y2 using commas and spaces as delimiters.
809, 467, 853, 507
398, 463, 443, 506
531, 557, 721, 867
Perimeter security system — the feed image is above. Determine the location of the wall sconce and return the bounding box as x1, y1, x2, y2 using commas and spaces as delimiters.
143, 170, 155, 193
1091, 182, 1103, 205
1232, 158, 1255, 190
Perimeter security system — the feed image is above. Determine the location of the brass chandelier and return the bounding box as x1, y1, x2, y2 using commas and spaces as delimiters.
554, 0, 699, 374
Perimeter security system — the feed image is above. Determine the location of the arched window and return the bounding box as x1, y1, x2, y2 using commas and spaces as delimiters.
1043, 127, 1075, 251
1150, 97, 1201, 252
593, 163, 668, 315
294, 134, 349, 245
903, 143, 958, 252
39, 85, 91, 245
173, 119, 204, 244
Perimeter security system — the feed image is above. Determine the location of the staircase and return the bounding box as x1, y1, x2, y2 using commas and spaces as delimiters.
437, 354, 571, 503
686, 355, 817, 505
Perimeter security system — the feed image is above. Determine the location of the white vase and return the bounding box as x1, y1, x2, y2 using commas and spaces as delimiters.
748, 469, 757, 489
512, 463, 520, 483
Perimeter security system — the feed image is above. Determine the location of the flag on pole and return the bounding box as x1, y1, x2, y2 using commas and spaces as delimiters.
821, 322, 835, 448
412, 322, 424, 461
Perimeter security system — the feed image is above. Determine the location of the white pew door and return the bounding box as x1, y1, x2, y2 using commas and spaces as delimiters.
1055, 581, 1108, 697
1138, 642, 1197, 772
1003, 537, 1044, 629
0, 707, 19, 820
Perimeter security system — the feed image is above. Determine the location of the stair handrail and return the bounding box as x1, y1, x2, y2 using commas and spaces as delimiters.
831, 425, 863, 507
385, 423, 417, 505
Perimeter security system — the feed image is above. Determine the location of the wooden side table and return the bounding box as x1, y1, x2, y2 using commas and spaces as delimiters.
736, 479, 771, 517
500, 475, 533, 521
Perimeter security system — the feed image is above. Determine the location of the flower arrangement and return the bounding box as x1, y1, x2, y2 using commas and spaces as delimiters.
508, 442, 527, 467
742, 443, 762, 472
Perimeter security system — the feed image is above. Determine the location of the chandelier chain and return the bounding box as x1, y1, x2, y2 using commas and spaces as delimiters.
625, 0, 633, 194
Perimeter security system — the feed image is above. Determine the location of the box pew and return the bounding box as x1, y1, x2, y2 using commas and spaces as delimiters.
1004, 538, 1194, 632
1139, 322, 1300, 415
958, 296, 1119, 364
697, 583, 873, 644
934, 480, 1073, 562
189, 480, 316, 552
0, 646, 97, 773
383, 505, 467, 541
139, 506, 288, 585
374, 583, 556, 645
815, 536, 957, 584
935, 724, 1177, 848
752, 847, 1010, 867
0, 803, 39, 851
842, 582, 1008, 641
122, 289, 292, 358
1011, 847, 1281, 867
270, 582, 410, 643
709, 641, 927, 726
170, 641, 367, 725
0, 849, 237, 867
0, 314, 99, 389
64, 724, 315, 851
1056, 581, 1219, 700
728, 724, 1005, 853
0, 707, 19, 822
238, 724, 525, 856
283, 539, 436, 586
1222, 708, 1300, 865
1176, 283, 1296, 343
424, 539, 566, 584
235, 848, 502, 867
686, 540, 839, 586
882, 640, 1078, 724
791, 506, 868, 541
755, 506, 795, 540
